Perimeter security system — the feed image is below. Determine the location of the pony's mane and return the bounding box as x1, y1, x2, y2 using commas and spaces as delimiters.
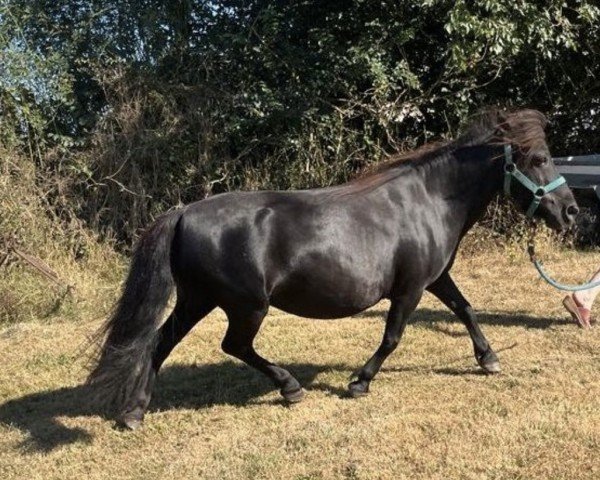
336, 108, 547, 197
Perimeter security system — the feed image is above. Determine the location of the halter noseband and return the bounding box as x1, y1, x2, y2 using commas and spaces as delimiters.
503, 144, 566, 218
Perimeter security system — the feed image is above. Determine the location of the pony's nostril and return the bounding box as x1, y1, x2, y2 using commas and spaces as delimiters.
566, 204, 579, 218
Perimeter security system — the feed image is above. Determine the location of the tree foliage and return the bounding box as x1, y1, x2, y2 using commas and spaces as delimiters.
1, 0, 599, 242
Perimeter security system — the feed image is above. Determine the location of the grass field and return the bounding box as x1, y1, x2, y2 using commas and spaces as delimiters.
1, 246, 599, 479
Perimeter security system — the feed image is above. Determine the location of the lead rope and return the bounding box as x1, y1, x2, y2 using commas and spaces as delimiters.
527, 224, 600, 292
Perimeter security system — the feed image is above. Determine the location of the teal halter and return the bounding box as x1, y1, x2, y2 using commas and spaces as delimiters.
503, 145, 600, 292
503, 144, 566, 218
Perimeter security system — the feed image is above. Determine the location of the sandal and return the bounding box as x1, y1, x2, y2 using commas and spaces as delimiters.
562, 294, 591, 328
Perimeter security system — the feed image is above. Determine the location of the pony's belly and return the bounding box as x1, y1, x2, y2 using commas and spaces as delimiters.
270, 297, 378, 319
270, 280, 384, 319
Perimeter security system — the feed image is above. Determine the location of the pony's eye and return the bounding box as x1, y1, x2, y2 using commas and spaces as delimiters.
534, 156, 548, 166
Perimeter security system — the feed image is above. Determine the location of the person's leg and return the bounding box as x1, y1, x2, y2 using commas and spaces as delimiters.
563, 266, 600, 328
573, 266, 600, 310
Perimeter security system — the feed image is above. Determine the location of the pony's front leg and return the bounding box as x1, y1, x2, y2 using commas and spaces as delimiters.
348, 290, 422, 397
427, 272, 500, 373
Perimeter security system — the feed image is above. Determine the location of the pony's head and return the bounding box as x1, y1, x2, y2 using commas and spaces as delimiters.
495, 110, 578, 231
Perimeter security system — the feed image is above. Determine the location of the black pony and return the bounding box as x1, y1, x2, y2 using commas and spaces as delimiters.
88, 109, 578, 429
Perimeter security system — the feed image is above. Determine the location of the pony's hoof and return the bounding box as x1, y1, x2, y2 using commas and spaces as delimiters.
481, 361, 502, 374
116, 412, 144, 431
281, 387, 304, 403
477, 349, 501, 374
348, 380, 369, 398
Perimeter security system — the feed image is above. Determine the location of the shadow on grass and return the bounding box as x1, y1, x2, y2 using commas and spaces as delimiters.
357, 307, 572, 330
0, 361, 351, 453
0, 308, 572, 453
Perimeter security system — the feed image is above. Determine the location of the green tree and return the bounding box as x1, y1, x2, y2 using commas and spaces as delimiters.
1, 0, 599, 242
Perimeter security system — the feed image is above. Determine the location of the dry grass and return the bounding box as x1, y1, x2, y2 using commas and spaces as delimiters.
0, 149, 124, 324
1, 247, 600, 480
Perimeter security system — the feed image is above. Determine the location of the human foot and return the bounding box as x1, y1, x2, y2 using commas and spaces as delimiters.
563, 294, 591, 328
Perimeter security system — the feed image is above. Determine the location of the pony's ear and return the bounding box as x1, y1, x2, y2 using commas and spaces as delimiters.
493, 126, 506, 139
490, 109, 509, 139
495, 109, 509, 123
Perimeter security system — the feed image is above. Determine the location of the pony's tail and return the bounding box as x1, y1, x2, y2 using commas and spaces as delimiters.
86, 208, 185, 413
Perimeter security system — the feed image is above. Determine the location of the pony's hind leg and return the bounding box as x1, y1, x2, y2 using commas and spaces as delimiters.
117, 296, 215, 430
222, 305, 304, 402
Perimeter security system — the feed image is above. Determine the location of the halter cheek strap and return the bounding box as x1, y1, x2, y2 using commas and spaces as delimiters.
503, 144, 566, 218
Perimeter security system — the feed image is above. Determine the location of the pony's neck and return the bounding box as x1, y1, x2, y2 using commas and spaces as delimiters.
455, 144, 505, 230
422, 143, 505, 234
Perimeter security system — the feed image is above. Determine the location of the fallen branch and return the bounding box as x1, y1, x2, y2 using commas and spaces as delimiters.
6, 247, 74, 292
0, 251, 9, 269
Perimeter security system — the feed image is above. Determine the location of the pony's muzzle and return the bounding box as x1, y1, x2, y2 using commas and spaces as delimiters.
563, 202, 579, 228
